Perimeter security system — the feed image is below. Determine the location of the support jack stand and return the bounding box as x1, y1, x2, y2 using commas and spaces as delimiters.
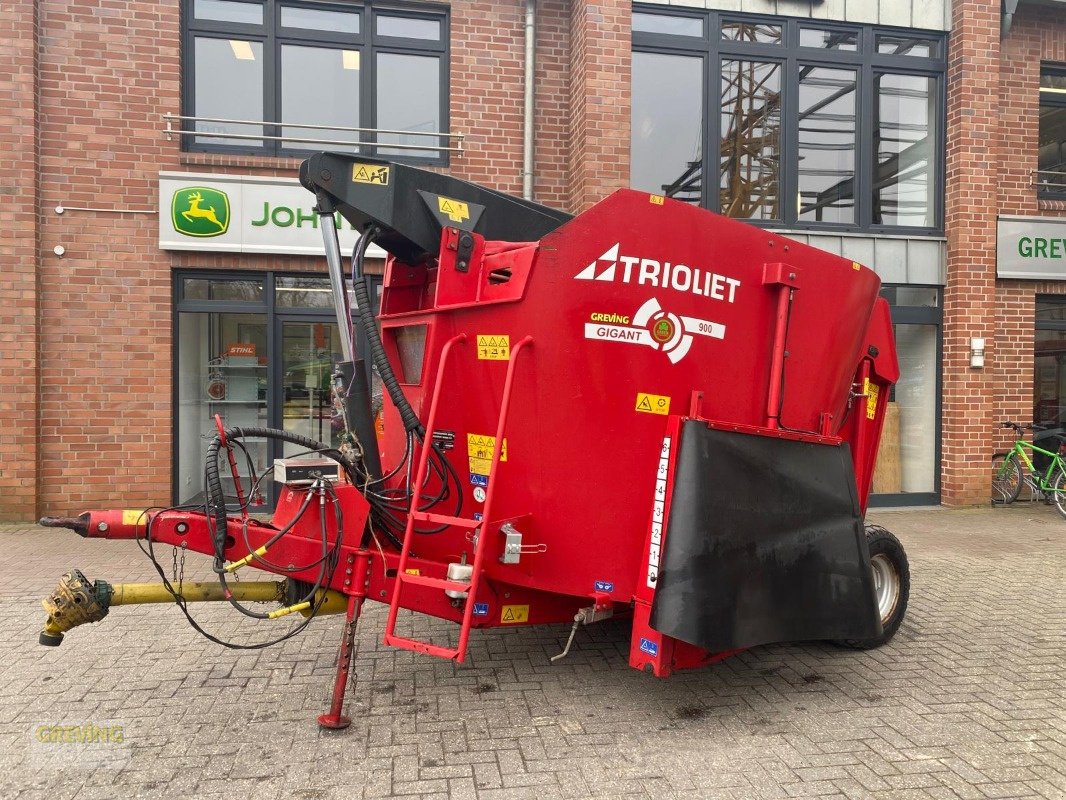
318, 550, 370, 730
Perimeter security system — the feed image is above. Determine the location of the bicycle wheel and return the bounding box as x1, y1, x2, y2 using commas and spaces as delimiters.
1051, 469, 1066, 519
992, 453, 1023, 504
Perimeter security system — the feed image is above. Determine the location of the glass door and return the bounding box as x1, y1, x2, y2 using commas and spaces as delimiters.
176, 309, 269, 507
275, 317, 345, 465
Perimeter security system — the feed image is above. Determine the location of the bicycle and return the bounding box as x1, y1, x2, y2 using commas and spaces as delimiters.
991, 420, 1066, 517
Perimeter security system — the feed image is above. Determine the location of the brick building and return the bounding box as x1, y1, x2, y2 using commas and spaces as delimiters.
0, 0, 1064, 520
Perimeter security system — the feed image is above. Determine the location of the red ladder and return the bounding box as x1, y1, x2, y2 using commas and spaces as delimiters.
383, 333, 533, 661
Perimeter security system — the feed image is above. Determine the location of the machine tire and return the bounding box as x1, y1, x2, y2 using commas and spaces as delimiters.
835, 524, 909, 650
991, 453, 1023, 505
1051, 469, 1066, 520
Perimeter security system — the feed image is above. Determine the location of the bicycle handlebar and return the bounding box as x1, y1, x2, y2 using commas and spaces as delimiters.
1001, 421, 1033, 431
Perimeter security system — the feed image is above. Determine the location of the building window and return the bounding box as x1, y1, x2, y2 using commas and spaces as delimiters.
182, 0, 449, 161
631, 9, 946, 232
1038, 65, 1066, 197
1035, 298, 1066, 426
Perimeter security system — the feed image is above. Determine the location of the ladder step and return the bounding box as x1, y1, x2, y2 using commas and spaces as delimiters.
410, 511, 481, 530
399, 572, 471, 594
384, 633, 460, 660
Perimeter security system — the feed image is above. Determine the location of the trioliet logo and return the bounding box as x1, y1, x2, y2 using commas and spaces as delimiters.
171, 187, 230, 237
575, 243, 741, 304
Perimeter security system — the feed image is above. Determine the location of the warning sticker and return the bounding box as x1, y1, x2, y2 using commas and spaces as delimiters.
467, 433, 507, 475
476, 335, 510, 360
649, 194, 665, 205
122, 509, 146, 527
473, 602, 489, 616
501, 604, 529, 624
635, 393, 670, 416
404, 568, 420, 576
864, 378, 879, 420
437, 196, 470, 223
352, 163, 390, 185
469, 458, 493, 476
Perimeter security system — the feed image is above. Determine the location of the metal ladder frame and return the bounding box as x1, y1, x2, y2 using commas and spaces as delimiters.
383, 333, 533, 661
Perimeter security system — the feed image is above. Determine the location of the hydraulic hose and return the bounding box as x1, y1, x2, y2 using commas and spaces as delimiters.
351, 227, 424, 438
205, 426, 358, 555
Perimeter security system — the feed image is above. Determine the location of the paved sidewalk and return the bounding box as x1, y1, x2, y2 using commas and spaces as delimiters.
0, 505, 1063, 799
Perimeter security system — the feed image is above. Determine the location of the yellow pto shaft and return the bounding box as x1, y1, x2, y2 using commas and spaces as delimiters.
40, 569, 347, 646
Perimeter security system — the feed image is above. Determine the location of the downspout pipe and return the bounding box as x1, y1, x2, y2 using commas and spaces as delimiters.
522, 0, 535, 200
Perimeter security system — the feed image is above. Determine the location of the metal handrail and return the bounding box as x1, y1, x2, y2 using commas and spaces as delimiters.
163, 113, 463, 154
1034, 169, 1066, 192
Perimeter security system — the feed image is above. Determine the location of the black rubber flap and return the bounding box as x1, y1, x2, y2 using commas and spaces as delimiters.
649, 421, 881, 651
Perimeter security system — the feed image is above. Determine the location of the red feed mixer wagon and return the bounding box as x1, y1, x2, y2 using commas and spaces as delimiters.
39, 154, 908, 729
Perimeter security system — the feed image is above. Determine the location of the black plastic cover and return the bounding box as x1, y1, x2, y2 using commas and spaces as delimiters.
649, 421, 881, 651
299, 154, 572, 263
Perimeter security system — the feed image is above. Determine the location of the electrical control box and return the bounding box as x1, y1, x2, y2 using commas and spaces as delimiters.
273, 457, 340, 486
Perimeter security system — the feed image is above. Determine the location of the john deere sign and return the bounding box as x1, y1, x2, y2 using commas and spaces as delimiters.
171, 187, 230, 237
997, 215, 1066, 280
159, 172, 385, 256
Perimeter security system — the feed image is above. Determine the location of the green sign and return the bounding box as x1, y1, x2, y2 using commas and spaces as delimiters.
171, 186, 230, 237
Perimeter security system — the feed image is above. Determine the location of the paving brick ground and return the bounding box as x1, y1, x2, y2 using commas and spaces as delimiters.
0, 505, 1062, 799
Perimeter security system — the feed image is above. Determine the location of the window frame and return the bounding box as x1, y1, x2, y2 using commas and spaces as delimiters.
631, 7, 947, 235
172, 269, 384, 508
1038, 63, 1066, 200
181, 0, 451, 164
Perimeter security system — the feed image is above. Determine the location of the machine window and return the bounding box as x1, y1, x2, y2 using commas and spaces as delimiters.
183, 1, 449, 161
632, 7, 945, 232
1038, 66, 1066, 197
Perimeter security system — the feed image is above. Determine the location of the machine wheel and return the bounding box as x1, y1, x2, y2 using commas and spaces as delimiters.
1051, 470, 1066, 520
836, 524, 909, 650
991, 453, 1023, 504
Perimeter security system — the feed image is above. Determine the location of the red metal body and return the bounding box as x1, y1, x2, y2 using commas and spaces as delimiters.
62, 190, 897, 715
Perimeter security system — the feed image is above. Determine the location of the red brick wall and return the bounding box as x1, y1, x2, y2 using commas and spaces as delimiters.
0, 0, 589, 518
568, 0, 631, 213
944, 3, 1066, 503
0, 1, 40, 522
942, 0, 1001, 505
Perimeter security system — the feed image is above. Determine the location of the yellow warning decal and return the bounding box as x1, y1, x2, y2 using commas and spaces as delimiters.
467, 433, 507, 475
649, 194, 665, 205
122, 509, 146, 527
476, 335, 510, 360
404, 568, 421, 576
501, 604, 529, 624
437, 196, 470, 223
864, 378, 879, 420
352, 163, 390, 185
635, 393, 671, 416
852, 261, 862, 271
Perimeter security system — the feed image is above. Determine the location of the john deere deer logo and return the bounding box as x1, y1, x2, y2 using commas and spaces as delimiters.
171, 187, 230, 237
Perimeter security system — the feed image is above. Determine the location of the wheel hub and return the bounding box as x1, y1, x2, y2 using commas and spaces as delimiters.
871, 553, 900, 624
